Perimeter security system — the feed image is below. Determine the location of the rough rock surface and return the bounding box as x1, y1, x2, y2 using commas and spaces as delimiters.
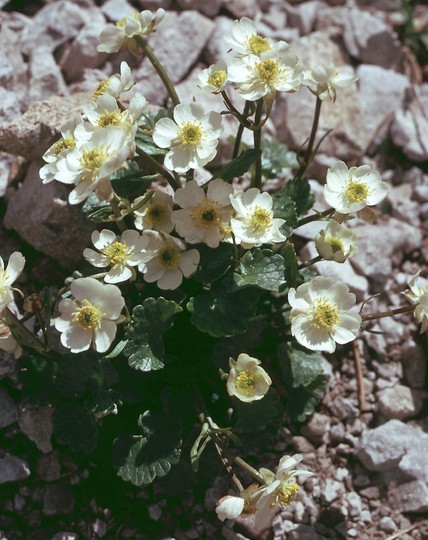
391, 95, 428, 161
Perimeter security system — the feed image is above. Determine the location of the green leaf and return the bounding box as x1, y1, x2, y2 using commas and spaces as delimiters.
81, 193, 112, 222
92, 389, 120, 419
110, 160, 154, 198
272, 194, 298, 237
280, 243, 298, 289
53, 402, 98, 454
124, 298, 183, 371
211, 149, 262, 182
234, 389, 283, 432
261, 138, 298, 179
279, 343, 325, 388
102, 339, 128, 359
135, 131, 168, 156
187, 278, 260, 337
194, 243, 235, 284
234, 249, 286, 292
112, 409, 182, 486
286, 377, 327, 423
282, 177, 314, 217
5, 309, 45, 353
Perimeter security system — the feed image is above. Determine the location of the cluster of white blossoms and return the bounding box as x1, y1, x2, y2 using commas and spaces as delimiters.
40, 61, 146, 205
0, 252, 26, 358
216, 454, 313, 528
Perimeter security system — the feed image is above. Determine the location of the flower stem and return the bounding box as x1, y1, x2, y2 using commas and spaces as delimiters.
136, 147, 181, 191
233, 102, 251, 159
295, 96, 322, 180
296, 208, 334, 227
110, 197, 126, 232
361, 304, 415, 322
252, 99, 264, 190
297, 255, 322, 270
135, 36, 180, 107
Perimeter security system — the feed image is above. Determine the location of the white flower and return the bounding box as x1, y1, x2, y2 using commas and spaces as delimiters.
304, 63, 358, 102
225, 17, 274, 57
152, 103, 223, 173
54, 277, 125, 353
197, 60, 229, 94
0, 252, 25, 311
403, 271, 428, 333
97, 9, 165, 55
227, 353, 272, 403
83, 229, 149, 284
229, 188, 287, 248
0, 315, 22, 358
139, 231, 200, 290
55, 126, 130, 204
228, 44, 304, 103
314, 221, 358, 263
40, 114, 82, 184
172, 179, 234, 248
288, 276, 361, 353
134, 190, 174, 233
93, 61, 134, 100
216, 484, 260, 522
324, 161, 388, 214
255, 455, 313, 528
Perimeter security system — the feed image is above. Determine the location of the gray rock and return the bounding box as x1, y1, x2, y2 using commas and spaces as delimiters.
291, 436, 315, 454
42, 485, 74, 516
0, 387, 18, 429
350, 218, 422, 281
391, 95, 428, 162
36, 452, 61, 482
0, 88, 22, 124
20, 0, 96, 55
345, 491, 362, 520
101, 0, 135, 21
28, 47, 68, 105
357, 65, 410, 151
377, 385, 423, 420
0, 51, 14, 87
0, 93, 88, 160
19, 406, 53, 454
388, 184, 420, 226
0, 455, 31, 484
51, 534, 79, 540
320, 478, 345, 505
0, 350, 18, 381
398, 437, 428, 483
288, 524, 321, 540
388, 480, 428, 513
301, 413, 330, 443
401, 340, 427, 389
379, 516, 397, 533
274, 32, 367, 163
329, 396, 359, 421
223, 0, 258, 19
133, 11, 215, 105
356, 419, 415, 471
285, 1, 320, 35
343, 8, 402, 68
4, 160, 93, 270
92, 519, 107, 538
205, 16, 234, 65
60, 17, 107, 82
176, 0, 223, 17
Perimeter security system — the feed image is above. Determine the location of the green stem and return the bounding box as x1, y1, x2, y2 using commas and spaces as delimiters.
296, 208, 334, 227
136, 147, 181, 191
298, 255, 322, 270
110, 197, 126, 232
135, 36, 180, 107
295, 96, 322, 180
232, 102, 251, 159
252, 99, 264, 190
361, 304, 415, 322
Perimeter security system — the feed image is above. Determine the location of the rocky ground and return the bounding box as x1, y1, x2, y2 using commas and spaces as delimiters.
1, 0, 428, 539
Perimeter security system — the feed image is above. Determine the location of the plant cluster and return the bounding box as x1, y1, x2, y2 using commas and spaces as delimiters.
1, 9, 427, 530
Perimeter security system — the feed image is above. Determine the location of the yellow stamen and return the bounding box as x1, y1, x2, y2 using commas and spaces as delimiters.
80, 148, 106, 172
256, 59, 279, 82
250, 206, 272, 231
145, 204, 166, 226
207, 70, 227, 89
191, 198, 221, 229
325, 236, 344, 253
97, 110, 123, 127
101, 241, 131, 267
156, 244, 180, 270
313, 298, 339, 329
93, 80, 110, 99
345, 180, 369, 204
53, 136, 75, 156
277, 483, 299, 507
236, 370, 256, 394
248, 35, 271, 55
73, 300, 102, 330
180, 123, 202, 146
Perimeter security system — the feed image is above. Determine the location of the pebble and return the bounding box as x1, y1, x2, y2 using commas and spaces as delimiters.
320, 479, 344, 505
0, 455, 31, 484
301, 413, 331, 443
377, 385, 423, 420
42, 485, 74, 516
18, 406, 53, 454
388, 480, 428, 513
0, 388, 19, 429
398, 437, 428, 483
379, 516, 397, 532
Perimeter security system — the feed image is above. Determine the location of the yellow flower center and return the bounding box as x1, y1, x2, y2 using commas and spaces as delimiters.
180, 123, 202, 146
97, 110, 123, 127
73, 300, 102, 330
101, 241, 131, 267
156, 244, 180, 270
80, 148, 107, 172
93, 79, 110, 99
345, 180, 369, 203
207, 70, 227, 89
236, 370, 256, 394
277, 483, 299, 507
0, 269, 10, 294
248, 35, 271, 55
191, 198, 221, 229
250, 206, 272, 231
145, 203, 166, 226
53, 136, 75, 156
256, 59, 279, 82
325, 236, 344, 253
313, 298, 339, 329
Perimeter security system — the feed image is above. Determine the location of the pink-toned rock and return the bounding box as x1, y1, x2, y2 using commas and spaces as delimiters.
391, 95, 428, 162
176, 0, 223, 18
28, 47, 69, 104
